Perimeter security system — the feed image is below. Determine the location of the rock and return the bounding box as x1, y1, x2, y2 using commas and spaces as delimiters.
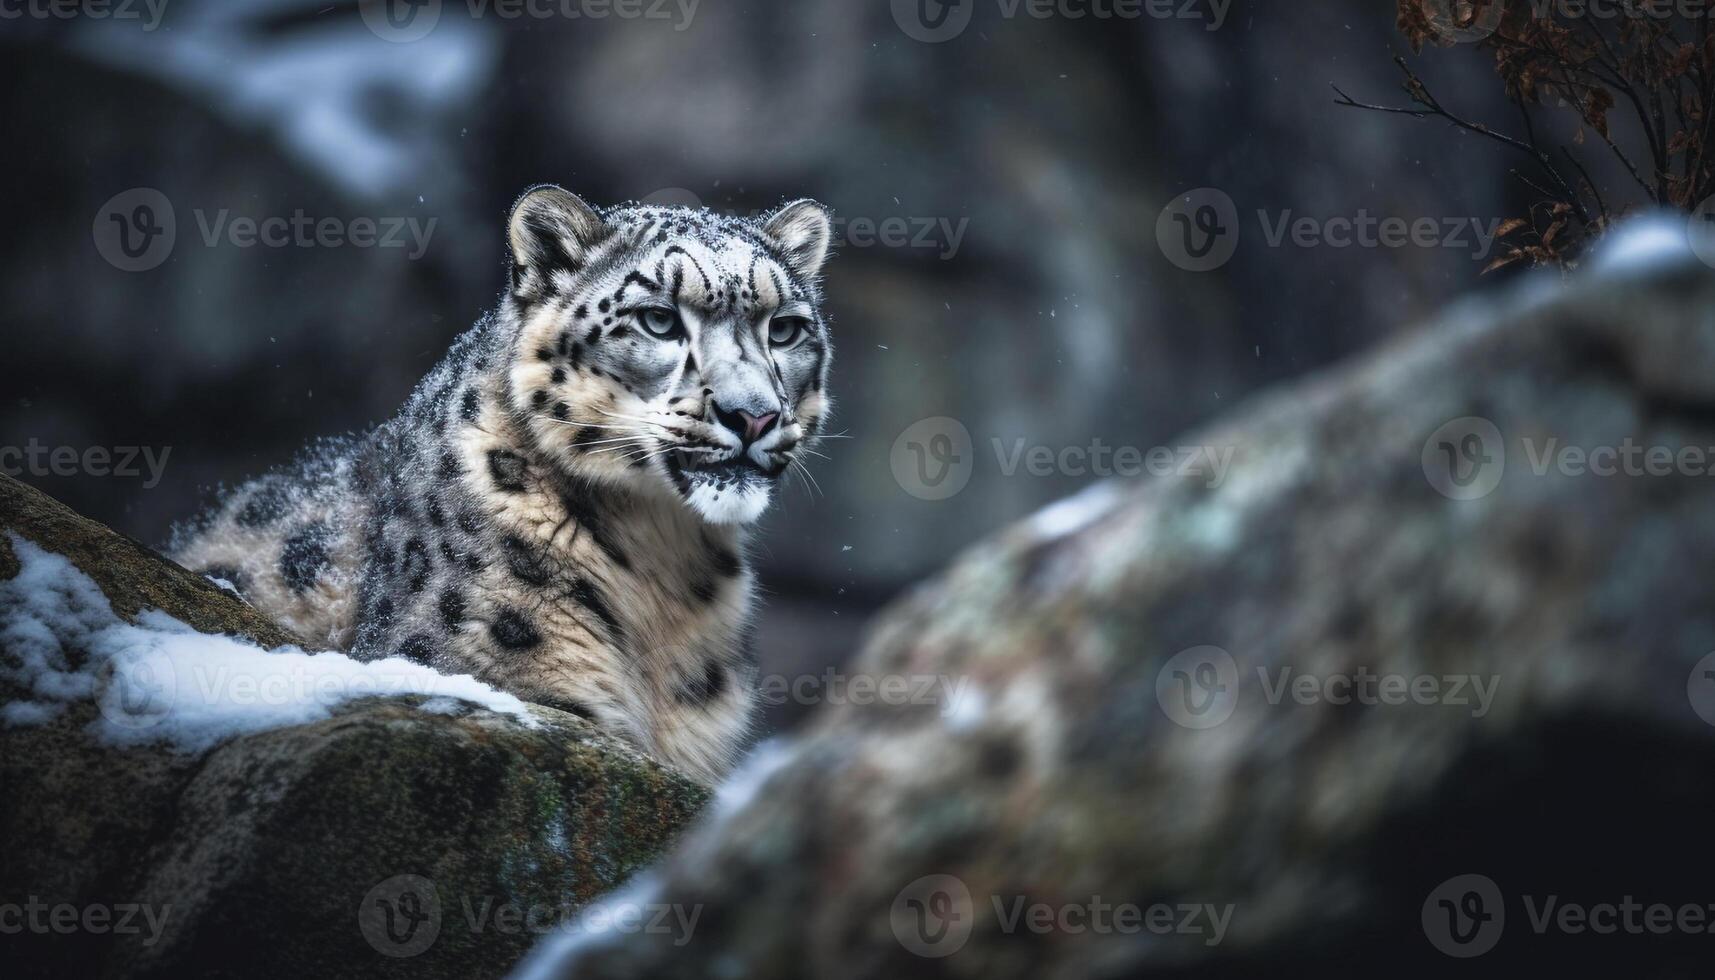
519, 223, 1715, 979
0, 474, 709, 980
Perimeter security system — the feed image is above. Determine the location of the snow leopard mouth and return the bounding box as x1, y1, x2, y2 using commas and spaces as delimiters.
671, 450, 783, 482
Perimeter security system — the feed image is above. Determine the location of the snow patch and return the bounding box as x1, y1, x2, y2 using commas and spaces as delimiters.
0, 534, 534, 754
1591, 212, 1706, 275
1023, 481, 1123, 543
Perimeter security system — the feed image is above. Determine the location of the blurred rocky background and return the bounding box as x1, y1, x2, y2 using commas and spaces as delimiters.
1, 0, 1545, 734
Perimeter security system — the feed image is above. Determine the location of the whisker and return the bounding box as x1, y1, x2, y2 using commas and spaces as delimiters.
594, 408, 673, 427
791, 458, 824, 499
577, 436, 653, 447
583, 446, 648, 459
537, 419, 639, 431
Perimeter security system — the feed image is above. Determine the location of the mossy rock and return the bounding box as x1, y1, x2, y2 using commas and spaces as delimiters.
523, 226, 1715, 979
0, 474, 709, 979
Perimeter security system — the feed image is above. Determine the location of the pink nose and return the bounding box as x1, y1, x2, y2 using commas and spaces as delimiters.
738, 411, 779, 443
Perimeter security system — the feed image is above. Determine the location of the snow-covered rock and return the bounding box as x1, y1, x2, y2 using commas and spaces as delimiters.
0, 474, 707, 979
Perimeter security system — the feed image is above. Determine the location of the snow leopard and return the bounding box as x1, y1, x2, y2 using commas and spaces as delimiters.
169, 186, 835, 784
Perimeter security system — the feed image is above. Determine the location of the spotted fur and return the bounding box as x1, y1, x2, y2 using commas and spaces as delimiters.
169, 187, 835, 784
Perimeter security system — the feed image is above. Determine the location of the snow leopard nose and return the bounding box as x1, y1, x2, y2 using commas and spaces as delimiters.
712, 402, 779, 445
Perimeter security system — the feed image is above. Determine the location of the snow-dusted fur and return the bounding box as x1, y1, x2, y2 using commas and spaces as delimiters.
169, 187, 835, 784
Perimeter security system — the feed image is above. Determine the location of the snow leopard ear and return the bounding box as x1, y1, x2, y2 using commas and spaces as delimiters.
762, 199, 833, 280
507, 185, 607, 298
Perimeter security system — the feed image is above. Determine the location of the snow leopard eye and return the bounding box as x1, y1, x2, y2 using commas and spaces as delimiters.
768, 315, 809, 348
639, 306, 685, 340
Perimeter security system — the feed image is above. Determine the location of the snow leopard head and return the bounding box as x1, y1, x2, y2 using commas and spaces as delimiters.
502, 185, 834, 525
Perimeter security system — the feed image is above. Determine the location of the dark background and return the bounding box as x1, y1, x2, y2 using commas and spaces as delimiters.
0, 0, 1534, 734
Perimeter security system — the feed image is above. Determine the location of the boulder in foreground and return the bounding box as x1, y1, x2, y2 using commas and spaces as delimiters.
0, 474, 709, 980
521, 223, 1715, 979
